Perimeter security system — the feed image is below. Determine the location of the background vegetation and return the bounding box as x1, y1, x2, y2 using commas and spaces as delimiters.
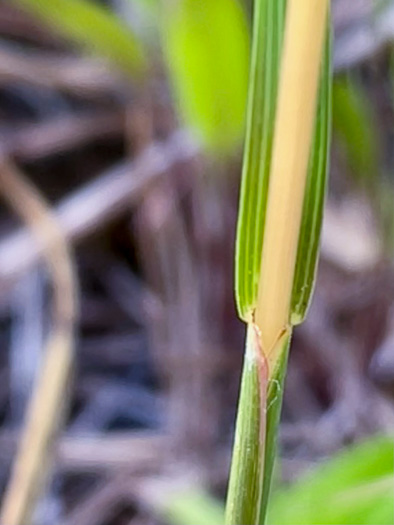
0, 0, 393, 524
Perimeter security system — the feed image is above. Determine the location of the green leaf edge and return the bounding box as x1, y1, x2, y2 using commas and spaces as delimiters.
235, 0, 286, 321
160, 0, 250, 153
290, 28, 332, 324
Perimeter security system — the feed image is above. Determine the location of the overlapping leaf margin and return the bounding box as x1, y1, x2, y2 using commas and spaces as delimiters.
235, 0, 332, 326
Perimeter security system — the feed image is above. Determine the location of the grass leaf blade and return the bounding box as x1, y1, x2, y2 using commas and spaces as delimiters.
268, 435, 394, 525
291, 32, 332, 324
161, 0, 250, 152
229, 0, 331, 523
235, 0, 286, 321
13, 0, 147, 74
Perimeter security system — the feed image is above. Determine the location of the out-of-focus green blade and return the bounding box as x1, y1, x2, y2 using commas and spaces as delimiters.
332, 76, 379, 185
268, 435, 394, 525
13, 0, 146, 74
291, 33, 332, 324
160, 488, 224, 525
235, 0, 286, 321
144, 437, 393, 525
161, 0, 249, 153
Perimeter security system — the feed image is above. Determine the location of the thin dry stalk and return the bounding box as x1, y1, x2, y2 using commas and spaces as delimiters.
0, 130, 199, 290
0, 159, 78, 525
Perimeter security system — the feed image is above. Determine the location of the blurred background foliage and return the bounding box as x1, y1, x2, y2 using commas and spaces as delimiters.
0, 0, 393, 524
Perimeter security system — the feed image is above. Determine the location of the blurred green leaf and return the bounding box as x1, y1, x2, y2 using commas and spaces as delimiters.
13, 0, 147, 75
155, 436, 394, 525
161, 488, 224, 525
161, 0, 250, 152
268, 435, 394, 525
333, 76, 379, 184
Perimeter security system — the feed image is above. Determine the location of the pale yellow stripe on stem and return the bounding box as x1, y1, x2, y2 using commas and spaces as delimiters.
255, 0, 329, 360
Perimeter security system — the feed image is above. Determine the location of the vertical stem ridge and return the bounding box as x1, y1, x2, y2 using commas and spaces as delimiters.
225, 326, 267, 525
